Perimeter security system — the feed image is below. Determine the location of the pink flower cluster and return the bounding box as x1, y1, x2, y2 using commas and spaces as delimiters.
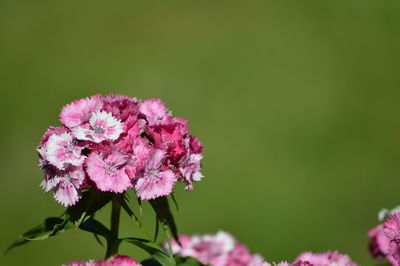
38, 95, 203, 206
164, 231, 357, 266
164, 231, 266, 266
267, 251, 357, 266
64, 255, 140, 266
368, 206, 400, 265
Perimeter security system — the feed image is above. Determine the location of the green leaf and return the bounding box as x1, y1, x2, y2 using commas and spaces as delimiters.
120, 237, 176, 266
78, 217, 110, 240
93, 233, 104, 246
5, 217, 68, 253
171, 193, 179, 211
175, 256, 206, 266
149, 197, 180, 245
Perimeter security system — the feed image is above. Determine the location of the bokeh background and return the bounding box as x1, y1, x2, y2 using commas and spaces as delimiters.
1, 0, 400, 265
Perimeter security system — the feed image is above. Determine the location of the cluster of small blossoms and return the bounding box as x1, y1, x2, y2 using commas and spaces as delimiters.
164, 231, 269, 266
64, 255, 140, 266
163, 231, 357, 266
37, 94, 203, 206
368, 206, 400, 265
265, 251, 357, 266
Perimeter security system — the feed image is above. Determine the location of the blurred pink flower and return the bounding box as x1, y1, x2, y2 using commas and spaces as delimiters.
64, 255, 141, 266
164, 231, 264, 266
295, 251, 357, 266
384, 213, 400, 265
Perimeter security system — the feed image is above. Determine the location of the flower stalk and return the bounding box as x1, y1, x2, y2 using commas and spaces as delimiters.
105, 197, 121, 259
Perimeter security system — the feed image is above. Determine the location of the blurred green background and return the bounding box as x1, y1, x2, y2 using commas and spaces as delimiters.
1, 0, 400, 265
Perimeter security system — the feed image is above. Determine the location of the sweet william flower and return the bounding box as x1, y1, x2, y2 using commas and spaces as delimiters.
295, 251, 358, 266
103, 94, 139, 120
368, 224, 390, 260
64, 255, 141, 266
39, 165, 85, 206
40, 132, 86, 170
368, 207, 400, 265
179, 153, 203, 191
60, 94, 103, 128
383, 213, 400, 265
38, 94, 203, 206
134, 149, 176, 200
86, 151, 131, 193
139, 98, 170, 125
73, 111, 124, 143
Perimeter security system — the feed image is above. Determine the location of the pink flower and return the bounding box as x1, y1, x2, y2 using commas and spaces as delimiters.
368, 224, 390, 260
384, 213, 400, 264
86, 152, 131, 193
73, 111, 124, 143
139, 98, 170, 125
179, 153, 203, 191
103, 94, 140, 120
39, 126, 69, 147
134, 149, 176, 200
164, 231, 264, 266
39, 132, 85, 170
60, 94, 103, 128
40, 165, 85, 206
295, 251, 357, 266
263, 261, 312, 266
64, 255, 141, 266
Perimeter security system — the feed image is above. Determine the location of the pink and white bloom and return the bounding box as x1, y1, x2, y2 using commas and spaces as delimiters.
139, 98, 170, 125
73, 111, 124, 143
164, 231, 264, 266
134, 149, 176, 200
86, 152, 131, 193
40, 166, 85, 206
179, 153, 203, 191
60, 94, 103, 128
64, 255, 141, 266
40, 132, 85, 170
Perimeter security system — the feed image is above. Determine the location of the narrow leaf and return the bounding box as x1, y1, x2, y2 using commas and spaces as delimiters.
78, 217, 110, 240
118, 196, 151, 239
5, 217, 65, 253
171, 193, 179, 211
149, 197, 180, 245
93, 233, 104, 247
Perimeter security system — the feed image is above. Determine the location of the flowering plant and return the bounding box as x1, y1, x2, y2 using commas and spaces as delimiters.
6, 94, 204, 265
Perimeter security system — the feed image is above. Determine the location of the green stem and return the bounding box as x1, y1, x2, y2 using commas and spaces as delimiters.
105, 197, 121, 259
